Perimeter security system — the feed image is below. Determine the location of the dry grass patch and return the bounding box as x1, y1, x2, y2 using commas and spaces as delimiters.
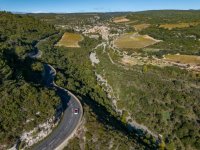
133, 24, 150, 31
125, 20, 138, 25
113, 16, 130, 23
56, 32, 83, 48
121, 56, 140, 66
159, 22, 199, 30
164, 54, 200, 65
114, 33, 161, 49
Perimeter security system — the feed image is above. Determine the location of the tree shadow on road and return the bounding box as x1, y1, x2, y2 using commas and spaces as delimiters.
55, 87, 71, 110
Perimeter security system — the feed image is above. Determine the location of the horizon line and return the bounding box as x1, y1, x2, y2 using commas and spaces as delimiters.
2, 8, 199, 14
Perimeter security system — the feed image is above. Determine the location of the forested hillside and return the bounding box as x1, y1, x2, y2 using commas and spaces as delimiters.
1, 10, 200, 150
126, 10, 200, 56
0, 12, 60, 148
31, 10, 200, 150
36, 33, 150, 150
127, 10, 200, 24
0, 12, 146, 150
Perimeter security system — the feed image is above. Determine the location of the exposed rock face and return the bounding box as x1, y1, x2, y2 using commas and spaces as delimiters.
89, 52, 100, 66
20, 117, 58, 149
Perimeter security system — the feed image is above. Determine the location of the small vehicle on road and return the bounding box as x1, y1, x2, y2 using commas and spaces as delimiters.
73, 108, 79, 115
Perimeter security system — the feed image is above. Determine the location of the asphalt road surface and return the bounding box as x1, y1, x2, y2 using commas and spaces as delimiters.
33, 65, 83, 150
28, 38, 83, 150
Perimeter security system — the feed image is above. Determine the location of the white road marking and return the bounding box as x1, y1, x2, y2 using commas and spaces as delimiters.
49, 139, 55, 145
54, 138, 60, 144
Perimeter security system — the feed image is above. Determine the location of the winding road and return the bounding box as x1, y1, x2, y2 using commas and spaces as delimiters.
28, 37, 83, 150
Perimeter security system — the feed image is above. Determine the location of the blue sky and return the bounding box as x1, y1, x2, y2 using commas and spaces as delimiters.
0, 0, 199, 13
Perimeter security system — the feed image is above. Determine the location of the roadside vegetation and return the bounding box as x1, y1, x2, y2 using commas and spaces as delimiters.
0, 12, 60, 148
65, 104, 143, 150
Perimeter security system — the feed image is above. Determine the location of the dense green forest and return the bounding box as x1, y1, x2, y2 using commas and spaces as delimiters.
127, 10, 200, 24
95, 48, 200, 150
31, 12, 128, 27
125, 10, 200, 56
140, 24, 200, 55
0, 12, 60, 148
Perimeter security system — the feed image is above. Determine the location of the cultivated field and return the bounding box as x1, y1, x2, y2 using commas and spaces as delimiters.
56, 32, 83, 48
113, 16, 130, 23
133, 24, 150, 31
164, 54, 200, 65
159, 22, 199, 30
114, 33, 161, 49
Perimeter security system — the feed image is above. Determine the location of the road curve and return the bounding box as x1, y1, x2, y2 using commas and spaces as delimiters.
28, 37, 83, 150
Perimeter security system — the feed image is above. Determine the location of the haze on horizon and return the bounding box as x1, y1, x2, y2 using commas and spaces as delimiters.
0, 0, 200, 13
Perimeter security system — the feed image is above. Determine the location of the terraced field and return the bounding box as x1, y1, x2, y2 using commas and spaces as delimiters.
56, 32, 83, 48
